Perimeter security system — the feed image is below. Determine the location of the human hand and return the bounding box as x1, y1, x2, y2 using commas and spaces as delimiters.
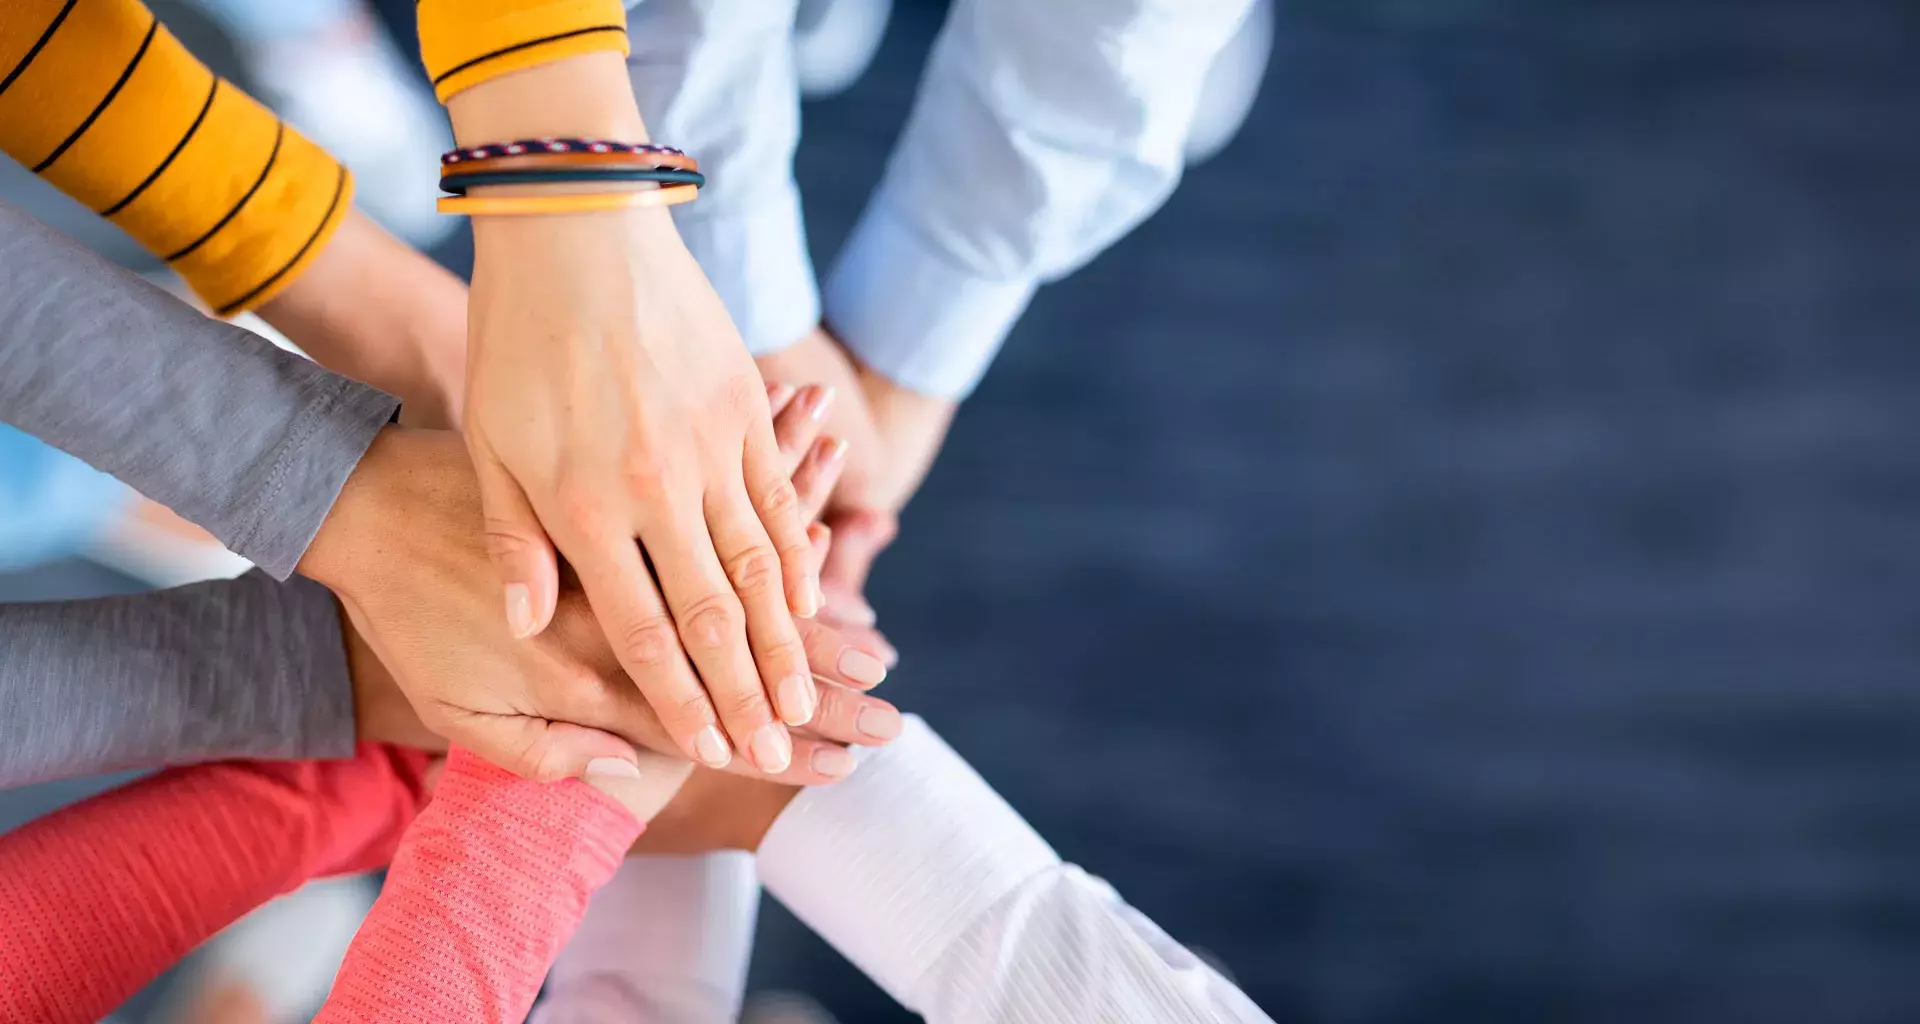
757, 326, 956, 649
627, 764, 798, 857
309, 403, 894, 784
446, 54, 818, 774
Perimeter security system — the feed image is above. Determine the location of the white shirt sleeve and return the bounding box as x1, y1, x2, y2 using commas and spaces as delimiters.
757, 716, 1276, 1023
626, 0, 821, 356
821, 0, 1257, 399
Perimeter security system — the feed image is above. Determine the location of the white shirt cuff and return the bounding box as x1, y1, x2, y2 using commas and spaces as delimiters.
672, 184, 821, 357
757, 716, 1060, 1006
823, 204, 1037, 400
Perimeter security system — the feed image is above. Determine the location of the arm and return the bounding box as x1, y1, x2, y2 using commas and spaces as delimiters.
315, 747, 659, 1023
414, 3, 820, 773
0, 203, 397, 578
823, 0, 1256, 400
0, 745, 429, 1024
0, 571, 355, 788
654, 717, 1275, 1023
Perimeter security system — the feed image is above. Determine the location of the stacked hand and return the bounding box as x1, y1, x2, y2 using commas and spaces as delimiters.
322, 382, 899, 786
754, 325, 959, 656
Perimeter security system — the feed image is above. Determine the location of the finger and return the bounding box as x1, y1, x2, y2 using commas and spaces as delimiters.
701, 484, 816, 734
796, 615, 889, 690
647, 504, 796, 772
446, 706, 646, 783
766, 381, 798, 418
818, 507, 897, 629
772, 383, 833, 474
806, 521, 831, 578
737, 732, 857, 783
471, 443, 561, 638
803, 681, 902, 746
791, 436, 849, 522
581, 747, 696, 822
744, 410, 821, 620
568, 530, 734, 769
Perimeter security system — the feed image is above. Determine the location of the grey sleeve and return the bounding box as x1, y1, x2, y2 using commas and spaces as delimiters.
0, 571, 357, 789
0, 202, 399, 579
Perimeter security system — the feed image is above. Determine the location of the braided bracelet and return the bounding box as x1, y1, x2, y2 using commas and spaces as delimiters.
441, 138, 686, 165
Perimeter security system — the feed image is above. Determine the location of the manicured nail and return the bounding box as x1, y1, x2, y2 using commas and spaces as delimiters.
693, 725, 731, 768
794, 577, 821, 619
809, 385, 837, 421
504, 583, 535, 639
777, 674, 816, 726
767, 382, 797, 411
751, 723, 793, 774
856, 705, 903, 742
837, 647, 888, 687
818, 436, 850, 466
583, 757, 641, 780
811, 745, 857, 779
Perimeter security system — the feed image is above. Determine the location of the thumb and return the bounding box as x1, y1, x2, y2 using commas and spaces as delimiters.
820, 507, 897, 627
471, 714, 641, 783
581, 748, 695, 823
472, 445, 559, 639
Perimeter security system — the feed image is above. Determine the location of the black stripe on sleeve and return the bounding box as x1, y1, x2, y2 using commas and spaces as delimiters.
100, 74, 220, 217
0, 0, 78, 99
165, 121, 282, 263
429, 26, 625, 88
214, 164, 347, 316
32, 14, 159, 173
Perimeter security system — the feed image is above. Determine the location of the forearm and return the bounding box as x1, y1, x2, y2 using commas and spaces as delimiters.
823, 0, 1254, 399
318, 747, 642, 1023
255, 210, 469, 429
0, 204, 398, 578
0, 746, 428, 1024
0, 0, 351, 314
758, 717, 1273, 1023
0, 571, 355, 789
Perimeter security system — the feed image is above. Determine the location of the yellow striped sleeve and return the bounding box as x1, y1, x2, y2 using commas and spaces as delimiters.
0, 0, 353, 314
417, 0, 630, 102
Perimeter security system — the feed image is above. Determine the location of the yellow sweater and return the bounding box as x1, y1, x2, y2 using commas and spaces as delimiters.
0, 0, 629, 314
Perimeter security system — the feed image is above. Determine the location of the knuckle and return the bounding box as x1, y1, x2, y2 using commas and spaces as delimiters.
619, 452, 670, 500
761, 636, 808, 673
678, 595, 743, 651
720, 686, 772, 721
481, 518, 535, 559
555, 486, 610, 538
671, 693, 716, 728
619, 615, 681, 670
759, 479, 800, 521
721, 371, 766, 417
723, 544, 783, 596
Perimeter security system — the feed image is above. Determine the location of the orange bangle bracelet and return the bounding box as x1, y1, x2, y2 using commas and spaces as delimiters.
435, 184, 699, 217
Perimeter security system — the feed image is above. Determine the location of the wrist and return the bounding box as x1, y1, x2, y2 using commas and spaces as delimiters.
297, 428, 474, 594
445, 52, 646, 145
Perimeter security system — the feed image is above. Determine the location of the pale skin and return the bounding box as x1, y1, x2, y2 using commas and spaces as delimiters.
311, 377, 896, 786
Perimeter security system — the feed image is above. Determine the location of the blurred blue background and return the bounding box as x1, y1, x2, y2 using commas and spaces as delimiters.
7, 0, 1920, 1020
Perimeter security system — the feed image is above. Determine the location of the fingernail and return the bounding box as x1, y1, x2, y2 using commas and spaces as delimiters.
794, 578, 821, 619
693, 725, 731, 768
583, 757, 641, 780
818, 436, 850, 466
811, 745, 857, 779
810, 385, 837, 421
856, 705, 903, 742
837, 647, 888, 687
767, 382, 797, 410
504, 583, 535, 639
777, 674, 816, 725
751, 723, 793, 774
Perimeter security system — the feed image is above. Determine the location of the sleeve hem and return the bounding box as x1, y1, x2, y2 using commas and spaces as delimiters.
822, 205, 1036, 400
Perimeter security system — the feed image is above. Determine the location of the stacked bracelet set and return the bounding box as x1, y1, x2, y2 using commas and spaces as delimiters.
436, 138, 704, 216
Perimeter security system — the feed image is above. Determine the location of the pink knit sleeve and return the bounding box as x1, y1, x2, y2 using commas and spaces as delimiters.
316, 746, 643, 1023
0, 744, 430, 1024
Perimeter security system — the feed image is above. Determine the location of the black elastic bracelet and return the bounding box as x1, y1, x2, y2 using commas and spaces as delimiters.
437, 167, 706, 196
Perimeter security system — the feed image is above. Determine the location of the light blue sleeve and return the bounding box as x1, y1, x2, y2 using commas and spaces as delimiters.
627, 0, 820, 357
823, 0, 1256, 399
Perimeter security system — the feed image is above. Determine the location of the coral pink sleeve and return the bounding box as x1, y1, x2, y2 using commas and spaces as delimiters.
0, 744, 430, 1024
317, 746, 643, 1024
